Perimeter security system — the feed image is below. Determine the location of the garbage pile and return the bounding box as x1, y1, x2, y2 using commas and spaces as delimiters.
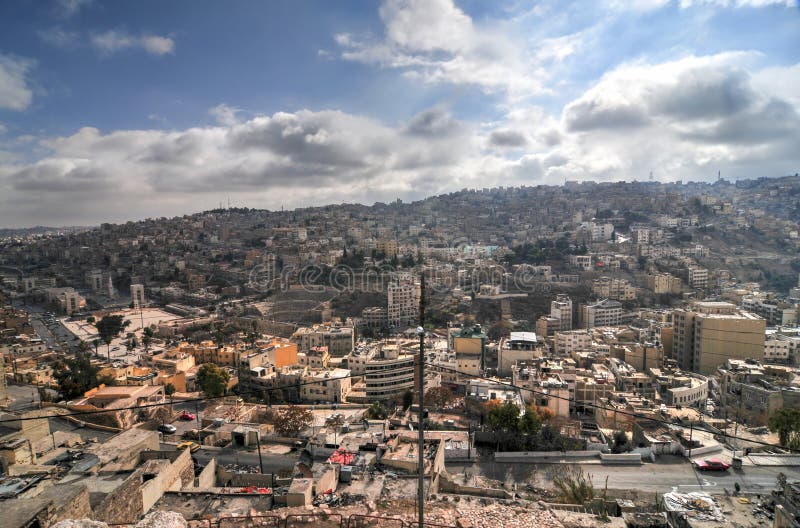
662, 492, 724, 522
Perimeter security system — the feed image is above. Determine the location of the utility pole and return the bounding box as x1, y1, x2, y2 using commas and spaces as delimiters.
417, 272, 426, 528
255, 430, 264, 474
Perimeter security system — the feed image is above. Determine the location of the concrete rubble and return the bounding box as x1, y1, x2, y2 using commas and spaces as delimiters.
53, 511, 187, 528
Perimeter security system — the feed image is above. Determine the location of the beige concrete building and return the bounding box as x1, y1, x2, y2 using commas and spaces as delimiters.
672, 301, 765, 374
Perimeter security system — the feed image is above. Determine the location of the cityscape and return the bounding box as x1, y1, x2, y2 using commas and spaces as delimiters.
1, 2, 799, 528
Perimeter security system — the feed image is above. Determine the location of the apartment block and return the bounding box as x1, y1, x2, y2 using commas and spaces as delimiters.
672, 301, 765, 374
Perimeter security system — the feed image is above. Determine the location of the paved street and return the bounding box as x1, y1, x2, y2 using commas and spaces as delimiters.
447, 458, 800, 494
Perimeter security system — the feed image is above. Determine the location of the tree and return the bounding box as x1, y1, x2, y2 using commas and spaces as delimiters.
425, 387, 454, 410
611, 430, 631, 453
769, 408, 800, 449
55, 351, 100, 399
142, 326, 154, 353
519, 407, 543, 435
94, 314, 126, 359
487, 401, 522, 433
366, 401, 388, 420
196, 363, 231, 398
402, 390, 414, 410
164, 383, 176, 396
273, 406, 313, 436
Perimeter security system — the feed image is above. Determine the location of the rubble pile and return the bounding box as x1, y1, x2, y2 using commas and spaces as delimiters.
424, 503, 564, 528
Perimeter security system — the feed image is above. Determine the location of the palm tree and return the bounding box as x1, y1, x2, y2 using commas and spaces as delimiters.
92, 339, 100, 357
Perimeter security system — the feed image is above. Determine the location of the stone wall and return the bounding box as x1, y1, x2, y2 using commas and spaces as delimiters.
93, 470, 145, 524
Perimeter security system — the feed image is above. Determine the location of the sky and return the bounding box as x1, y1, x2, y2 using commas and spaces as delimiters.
0, 0, 798, 227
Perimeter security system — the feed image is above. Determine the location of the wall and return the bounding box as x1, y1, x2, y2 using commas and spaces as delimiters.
93, 470, 145, 524
194, 457, 217, 488
494, 451, 599, 462
437, 473, 513, 499
140, 448, 194, 512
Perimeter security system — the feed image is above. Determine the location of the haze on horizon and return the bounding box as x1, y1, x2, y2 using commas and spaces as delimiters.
0, 0, 798, 228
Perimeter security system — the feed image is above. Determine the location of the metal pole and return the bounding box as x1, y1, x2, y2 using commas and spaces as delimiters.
256, 431, 264, 474
417, 273, 425, 528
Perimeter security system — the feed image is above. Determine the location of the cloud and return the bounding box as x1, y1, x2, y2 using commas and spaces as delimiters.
488, 129, 528, 148
57, 0, 93, 16
335, 0, 548, 98
562, 53, 767, 133
37, 27, 80, 47
0, 54, 35, 111
209, 104, 242, 126
605, 0, 795, 8
91, 30, 175, 56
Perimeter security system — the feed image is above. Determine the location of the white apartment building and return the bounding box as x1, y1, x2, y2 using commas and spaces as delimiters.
387, 274, 420, 328
687, 266, 709, 289
555, 330, 592, 355
580, 299, 623, 328
550, 295, 573, 331
591, 222, 615, 241
569, 255, 592, 270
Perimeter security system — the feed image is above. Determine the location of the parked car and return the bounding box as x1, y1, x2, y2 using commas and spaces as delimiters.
157, 424, 177, 434
178, 411, 196, 421
694, 458, 730, 471
177, 441, 201, 453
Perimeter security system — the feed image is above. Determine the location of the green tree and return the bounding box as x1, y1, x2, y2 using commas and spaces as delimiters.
366, 401, 388, 420
487, 401, 522, 433
55, 351, 100, 399
94, 315, 127, 359
196, 363, 231, 398
519, 407, 543, 435
164, 383, 176, 396
611, 430, 631, 453
769, 408, 800, 448
402, 390, 414, 410
142, 326, 154, 352
273, 406, 313, 436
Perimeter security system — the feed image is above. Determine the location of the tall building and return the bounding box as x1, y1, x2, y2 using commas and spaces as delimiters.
550, 294, 573, 330
387, 273, 420, 328
451, 325, 487, 375
687, 266, 709, 289
131, 284, 146, 309
580, 299, 622, 328
672, 301, 766, 374
364, 345, 415, 402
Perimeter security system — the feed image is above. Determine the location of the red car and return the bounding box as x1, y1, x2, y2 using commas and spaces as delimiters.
178, 411, 196, 421
694, 458, 730, 471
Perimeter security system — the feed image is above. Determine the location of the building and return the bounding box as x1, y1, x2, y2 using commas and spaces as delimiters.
580, 299, 623, 328
550, 294, 573, 330
535, 316, 561, 338
300, 368, 351, 403
592, 277, 636, 301
451, 325, 487, 376
718, 359, 800, 425
363, 345, 416, 402
647, 273, 682, 295
672, 301, 766, 374
497, 332, 544, 377
291, 324, 354, 357
741, 293, 797, 326
554, 330, 592, 355
131, 284, 146, 309
687, 266, 709, 289
387, 273, 420, 328
360, 306, 388, 329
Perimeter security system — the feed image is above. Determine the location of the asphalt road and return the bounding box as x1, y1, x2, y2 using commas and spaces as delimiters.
447, 458, 800, 494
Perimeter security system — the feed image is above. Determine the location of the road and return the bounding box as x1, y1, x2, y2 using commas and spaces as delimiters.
447, 458, 800, 494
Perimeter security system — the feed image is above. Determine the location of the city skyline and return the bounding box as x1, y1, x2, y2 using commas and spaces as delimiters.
0, 0, 798, 227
